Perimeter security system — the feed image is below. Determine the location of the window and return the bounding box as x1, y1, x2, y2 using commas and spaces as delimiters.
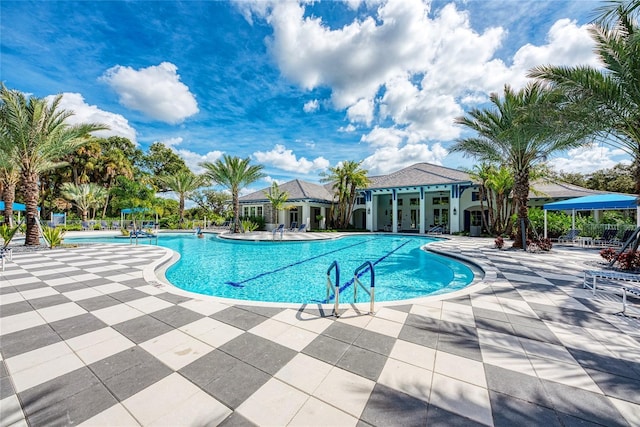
398, 199, 403, 206
410, 198, 419, 206
356, 197, 365, 205
433, 196, 449, 205
257, 206, 263, 216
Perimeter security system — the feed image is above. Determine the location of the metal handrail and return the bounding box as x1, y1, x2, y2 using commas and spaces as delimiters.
354, 261, 375, 314
326, 260, 340, 316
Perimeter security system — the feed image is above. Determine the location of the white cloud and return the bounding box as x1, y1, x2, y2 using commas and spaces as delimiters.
338, 124, 356, 133
160, 137, 183, 148
549, 143, 630, 174
245, 0, 598, 154
253, 144, 330, 173
175, 149, 224, 175
362, 142, 448, 175
303, 99, 319, 113
101, 62, 199, 124
263, 176, 284, 185
47, 92, 137, 143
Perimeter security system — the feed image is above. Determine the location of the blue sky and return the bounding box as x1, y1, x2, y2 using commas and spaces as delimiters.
1, 0, 629, 191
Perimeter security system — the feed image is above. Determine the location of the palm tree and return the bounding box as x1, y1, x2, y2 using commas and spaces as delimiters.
158, 171, 206, 228
0, 150, 19, 226
452, 83, 589, 248
200, 155, 264, 233
0, 86, 107, 245
264, 182, 289, 224
321, 161, 369, 229
529, 0, 640, 192
61, 182, 108, 221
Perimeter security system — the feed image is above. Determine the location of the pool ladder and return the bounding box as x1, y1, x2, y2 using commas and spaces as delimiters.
326, 260, 375, 317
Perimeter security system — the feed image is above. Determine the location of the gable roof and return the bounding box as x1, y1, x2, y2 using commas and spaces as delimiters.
529, 181, 604, 200
366, 163, 472, 190
239, 179, 334, 203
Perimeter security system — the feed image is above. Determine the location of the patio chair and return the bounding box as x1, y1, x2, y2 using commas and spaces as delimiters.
295, 223, 306, 232
595, 228, 618, 246
287, 221, 298, 232
81, 221, 90, 231
557, 229, 580, 244
427, 225, 444, 234
100, 220, 109, 230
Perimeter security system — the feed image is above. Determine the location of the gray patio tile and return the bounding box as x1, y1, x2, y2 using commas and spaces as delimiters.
150, 305, 203, 328
9, 282, 47, 292
584, 368, 640, 405
28, 293, 71, 309
541, 379, 627, 427
337, 345, 388, 381
219, 333, 297, 375
489, 390, 562, 427
19, 367, 101, 423
473, 307, 509, 322
557, 412, 615, 427
360, 383, 428, 426
50, 313, 108, 340
511, 323, 562, 345
302, 335, 350, 365
426, 404, 487, 427
118, 278, 150, 288
533, 305, 619, 331
110, 288, 149, 302
484, 365, 553, 408
155, 292, 192, 304
403, 313, 440, 332
75, 294, 121, 311
236, 304, 284, 318
28, 382, 117, 426
180, 349, 270, 409
0, 286, 18, 295
218, 412, 259, 427
322, 322, 364, 344
353, 330, 396, 357
52, 282, 87, 293
506, 313, 549, 329
567, 347, 640, 380
90, 346, 173, 400
0, 324, 62, 358
0, 300, 33, 318
211, 306, 269, 330
0, 368, 15, 399
398, 324, 439, 349
79, 277, 117, 288
113, 315, 174, 344
437, 333, 483, 361
475, 317, 516, 335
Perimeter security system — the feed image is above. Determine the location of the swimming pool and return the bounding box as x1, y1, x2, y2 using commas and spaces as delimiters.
66, 233, 475, 304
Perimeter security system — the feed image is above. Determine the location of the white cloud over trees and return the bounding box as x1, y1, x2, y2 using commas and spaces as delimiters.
253, 144, 330, 173
101, 62, 199, 124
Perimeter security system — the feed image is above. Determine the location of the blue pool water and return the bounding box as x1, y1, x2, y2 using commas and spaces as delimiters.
66, 234, 475, 303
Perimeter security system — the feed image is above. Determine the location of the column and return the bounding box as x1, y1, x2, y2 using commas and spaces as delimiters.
365, 191, 373, 231
419, 187, 426, 234
302, 204, 310, 229
392, 189, 398, 233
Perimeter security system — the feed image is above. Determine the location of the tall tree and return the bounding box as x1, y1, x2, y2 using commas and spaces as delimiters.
529, 0, 640, 193
0, 150, 19, 226
0, 86, 107, 245
61, 182, 108, 221
141, 142, 190, 191
158, 171, 206, 228
200, 155, 264, 233
321, 161, 369, 229
452, 83, 588, 248
264, 182, 289, 224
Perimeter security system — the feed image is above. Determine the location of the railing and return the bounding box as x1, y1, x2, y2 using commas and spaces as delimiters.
326, 260, 340, 317
129, 230, 158, 245
353, 261, 375, 314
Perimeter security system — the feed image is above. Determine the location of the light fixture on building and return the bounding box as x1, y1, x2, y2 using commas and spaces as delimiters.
367, 208, 371, 214
453, 207, 457, 216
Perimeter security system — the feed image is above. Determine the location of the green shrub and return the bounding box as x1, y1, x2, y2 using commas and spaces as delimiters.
62, 224, 83, 231
41, 225, 65, 248
240, 215, 265, 230
0, 224, 20, 248
241, 220, 259, 233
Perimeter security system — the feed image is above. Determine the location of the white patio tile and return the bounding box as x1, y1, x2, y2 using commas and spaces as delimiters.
0, 394, 26, 427
140, 329, 213, 370
373, 307, 408, 324
440, 309, 476, 327
0, 291, 24, 304
18, 287, 58, 300
313, 367, 375, 418
78, 403, 141, 427
289, 397, 358, 427
135, 284, 165, 295
125, 296, 173, 314
275, 325, 318, 351
336, 310, 373, 328
10, 352, 84, 392
149, 390, 230, 427
477, 329, 525, 354
66, 328, 135, 365
430, 373, 493, 426
519, 337, 576, 364
249, 318, 292, 341
92, 282, 130, 294
364, 316, 403, 338
0, 310, 45, 335
179, 318, 243, 348
442, 301, 474, 315
237, 378, 309, 426
434, 351, 486, 388
480, 344, 537, 376
42, 277, 74, 286
178, 299, 229, 316
275, 353, 333, 394
377, 358, 432, 402
122, 373, 202, 425
92, 304, 144, 325
5, 342, 72, 373
37, 302, 87, 323
410, 304, 441, 319
529, 356, 602, 394
62, 287, 103, 301
388, 339, 436, 371
609, 396, 640, 427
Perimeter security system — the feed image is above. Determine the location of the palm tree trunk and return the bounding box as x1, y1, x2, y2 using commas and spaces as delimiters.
512, 169, 530, 248
2, 182, 15, 227
233, 192, 240, 233
179, 195, 185, 229
22, 171, 40, 246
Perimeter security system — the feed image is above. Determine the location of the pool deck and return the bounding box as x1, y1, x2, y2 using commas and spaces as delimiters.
1, 234, 639, 426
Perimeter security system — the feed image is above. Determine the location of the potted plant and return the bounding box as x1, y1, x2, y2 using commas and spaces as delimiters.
316, 214, 325, 230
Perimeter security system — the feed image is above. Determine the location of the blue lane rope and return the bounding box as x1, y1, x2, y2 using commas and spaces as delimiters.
224, 237, 382, 288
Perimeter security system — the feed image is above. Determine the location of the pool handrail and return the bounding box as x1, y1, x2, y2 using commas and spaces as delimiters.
326, 260, 340, 316
354, 261, 375, 314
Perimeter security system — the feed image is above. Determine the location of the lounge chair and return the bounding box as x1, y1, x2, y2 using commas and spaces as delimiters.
100, 220, 109, 230
81, 221, 90, 231
427, 225, 444, 234
295, 223, 306, 232
288, 222, 298, 232
557, 229, 580, 244
272, 223, 285, 239
595, 228, 618, 246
